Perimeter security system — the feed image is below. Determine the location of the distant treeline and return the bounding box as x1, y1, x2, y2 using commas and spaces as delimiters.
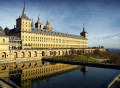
85, 49, 120, 64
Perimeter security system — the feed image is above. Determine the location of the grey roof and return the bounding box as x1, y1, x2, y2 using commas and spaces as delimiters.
17, 15, 31, 20
9, 36, 21, 40
0, 26, 4, 31
9, 28, 16, 34
0, 31, 6, 36
31, 28, 85, 40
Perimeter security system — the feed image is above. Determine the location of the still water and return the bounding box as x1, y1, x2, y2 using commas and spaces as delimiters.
0, 60, 120, 88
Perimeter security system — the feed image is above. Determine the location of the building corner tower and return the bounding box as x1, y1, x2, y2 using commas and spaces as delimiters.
80, 24, 88, 40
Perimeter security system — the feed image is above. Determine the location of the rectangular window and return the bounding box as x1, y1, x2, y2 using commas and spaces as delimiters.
3, 39, 5, 42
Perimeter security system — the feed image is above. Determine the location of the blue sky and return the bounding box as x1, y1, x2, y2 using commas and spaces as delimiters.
0, 0, 120, 48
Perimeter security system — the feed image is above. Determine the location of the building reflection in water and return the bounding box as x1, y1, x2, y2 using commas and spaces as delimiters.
0, 60, 88, 88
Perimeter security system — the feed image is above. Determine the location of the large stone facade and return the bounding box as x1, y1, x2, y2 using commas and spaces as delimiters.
0, 2, 105, 61
5, 2, 88, 50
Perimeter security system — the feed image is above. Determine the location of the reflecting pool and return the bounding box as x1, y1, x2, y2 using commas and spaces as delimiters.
0, 60, 119, 88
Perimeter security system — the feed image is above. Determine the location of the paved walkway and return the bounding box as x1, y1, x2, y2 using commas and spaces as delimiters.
0, 78, 19, 88
107, 74, 120, 88
0, 80, 12, 88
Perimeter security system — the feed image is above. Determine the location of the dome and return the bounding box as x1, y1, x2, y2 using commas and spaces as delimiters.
44, 24, 53, 30
43, 19, 53, 30
36, 16, 42, 25
36, 20, 42, 25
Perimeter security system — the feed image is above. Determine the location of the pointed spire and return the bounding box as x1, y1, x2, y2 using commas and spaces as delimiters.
83, 24, 85, 32
38, 14, 40, 21
31, 19, 34, 28
47, 17, 50, 25
43, 17, 53, 30
22, 1, 26, 17
36, 15, 42, 24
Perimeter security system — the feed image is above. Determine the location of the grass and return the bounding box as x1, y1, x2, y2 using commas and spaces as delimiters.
49, 55, 98, 63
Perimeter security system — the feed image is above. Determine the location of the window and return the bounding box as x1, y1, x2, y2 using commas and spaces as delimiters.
3, 39, 5, 42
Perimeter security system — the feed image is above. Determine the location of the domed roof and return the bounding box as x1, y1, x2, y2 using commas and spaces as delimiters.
36, 16, 42, 25
43, 19, 53, 30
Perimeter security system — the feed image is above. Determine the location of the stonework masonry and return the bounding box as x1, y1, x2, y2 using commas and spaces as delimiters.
0, 2, 106, 62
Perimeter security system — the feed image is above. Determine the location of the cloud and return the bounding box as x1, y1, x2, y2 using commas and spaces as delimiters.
0, 0, 120, 48
111, 36, 120, 40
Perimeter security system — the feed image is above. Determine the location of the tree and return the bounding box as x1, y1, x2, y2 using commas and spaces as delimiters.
93, 49, 100, 54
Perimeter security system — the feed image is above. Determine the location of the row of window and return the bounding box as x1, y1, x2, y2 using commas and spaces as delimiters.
22, 65, 69, 77
23, 43, 88, 48
22, 36, 87, 44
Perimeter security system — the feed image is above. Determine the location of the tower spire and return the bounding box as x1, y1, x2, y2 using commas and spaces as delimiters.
22, 1, 26, 17
47, 17, 49, 24
38, 15, 40, 21
83, 24, 85, 32
31, 19, 34, 28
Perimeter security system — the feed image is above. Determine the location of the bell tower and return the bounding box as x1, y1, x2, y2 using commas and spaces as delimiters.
16, 1, 31, 32
80, 24, 88, 39
35, 15, 43, 29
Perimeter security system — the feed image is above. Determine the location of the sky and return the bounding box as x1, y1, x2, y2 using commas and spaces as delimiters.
0, 0, 120, 49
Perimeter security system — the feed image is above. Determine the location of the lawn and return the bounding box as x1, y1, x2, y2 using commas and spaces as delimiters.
49, 55, 98, 62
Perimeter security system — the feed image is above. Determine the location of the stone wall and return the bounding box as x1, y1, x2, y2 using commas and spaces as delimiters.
0, 48, 105, 62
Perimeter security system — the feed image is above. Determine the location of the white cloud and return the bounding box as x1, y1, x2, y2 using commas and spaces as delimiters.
111, 36, 120, 40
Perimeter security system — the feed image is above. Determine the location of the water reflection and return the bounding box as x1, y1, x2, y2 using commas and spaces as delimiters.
81, 66, 88, 80
0, 60, 84, 88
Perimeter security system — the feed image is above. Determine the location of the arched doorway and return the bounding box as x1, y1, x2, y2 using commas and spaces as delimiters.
80, 50, 82, 55
14, 52, 18, 58
77, 50, 79, 55
58, 51, 60, 55
65, 51, 68, 55
21, 52, 25, 58
28, 52, 31, 57
2, 52, 6, 58
62, 51, 64, 55
49, 51, 52, 56
54, 51, 56, 56
34, 51, 37, 57
42, 51, 45, 56
69, 51, 71, 55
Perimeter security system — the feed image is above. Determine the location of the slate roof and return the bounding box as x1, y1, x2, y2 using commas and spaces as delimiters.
8, 28, 85, 40
9, 28, 16, 34
31, 28, 85, 39
9, 36, 21, 40
0, 26, 4, 31
0, 31, 5, 36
